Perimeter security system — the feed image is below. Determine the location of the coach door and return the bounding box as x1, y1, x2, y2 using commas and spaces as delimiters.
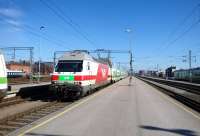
87, 62, 92, 91
87, 62, 91, 84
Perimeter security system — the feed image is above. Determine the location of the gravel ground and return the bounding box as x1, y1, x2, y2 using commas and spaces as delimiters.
0, 101, 49, 120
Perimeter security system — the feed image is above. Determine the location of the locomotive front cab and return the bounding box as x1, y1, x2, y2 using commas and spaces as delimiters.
51, 60, 85, 99
52, 60, 83, 84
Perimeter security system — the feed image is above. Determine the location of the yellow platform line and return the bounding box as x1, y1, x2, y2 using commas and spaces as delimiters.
17, 89, 105, 136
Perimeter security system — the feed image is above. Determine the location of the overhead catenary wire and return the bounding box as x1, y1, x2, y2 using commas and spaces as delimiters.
163, 19, 200, 50
0, 15, 73, 51
158, 3, 200, 53
0, 1, 73, 51
47, 0, 82, 29
9, 0, 75, 48
165, 4, 200, 43
40, 0, 98, 49
144, 3, 200, 70
23, 24, 73, 50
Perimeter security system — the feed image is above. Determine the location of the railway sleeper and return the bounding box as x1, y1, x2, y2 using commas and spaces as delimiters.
30, 113, 47, 117
15, 118, 34, 123
0, 99, 24, 108
47, 105, 61, 109
28, 113, 45, 117
50, 106, 65, 109
6, 121, 27, 127
50, 105, 65, 109
22, 116, 41, 120
0, 130, 8, 136
0, 125, 18, 131
47, 109, 60, 112
36, 110, 53, 114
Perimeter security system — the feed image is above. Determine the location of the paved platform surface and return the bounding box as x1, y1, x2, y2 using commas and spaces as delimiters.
19, 78, 200, 136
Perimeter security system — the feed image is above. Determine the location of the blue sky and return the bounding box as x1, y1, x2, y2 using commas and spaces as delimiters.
0, 0, 200, 71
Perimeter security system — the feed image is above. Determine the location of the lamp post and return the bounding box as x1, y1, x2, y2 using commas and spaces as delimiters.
38, 26, 45, 83
124, 28, 133, 76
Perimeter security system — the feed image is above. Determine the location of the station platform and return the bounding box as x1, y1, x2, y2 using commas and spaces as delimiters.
14, 77, 200, 136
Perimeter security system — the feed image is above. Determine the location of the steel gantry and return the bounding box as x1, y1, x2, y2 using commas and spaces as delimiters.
0, 47, 34, 82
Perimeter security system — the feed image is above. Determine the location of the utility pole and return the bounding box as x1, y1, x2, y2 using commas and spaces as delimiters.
189, 50, 192, 82
13, 48, 16, 62
53, 52, 56, 66
30, 48, 33, 83
130, 51, 133, 76
182, 50, 196, 82
189, 50, 192, 69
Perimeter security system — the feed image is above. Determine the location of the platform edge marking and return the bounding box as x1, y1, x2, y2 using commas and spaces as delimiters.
17, 89, 104, 136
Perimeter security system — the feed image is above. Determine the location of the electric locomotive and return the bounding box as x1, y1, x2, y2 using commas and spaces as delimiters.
0, 51, 7, 99
50, 50, 111, 99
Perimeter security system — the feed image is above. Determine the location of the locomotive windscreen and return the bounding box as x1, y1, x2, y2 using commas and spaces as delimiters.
55, 60, 83, 72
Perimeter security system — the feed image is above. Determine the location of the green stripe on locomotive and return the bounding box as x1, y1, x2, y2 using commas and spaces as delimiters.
0, 77, 7, 84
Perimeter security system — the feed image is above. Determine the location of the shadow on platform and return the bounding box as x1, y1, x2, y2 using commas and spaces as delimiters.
26, 132, 72, 136
140, 125, 198, 136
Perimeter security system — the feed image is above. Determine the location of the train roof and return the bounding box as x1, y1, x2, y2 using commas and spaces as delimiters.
175, 67, 200, 72
7, 69, 24, 72
59, 51, 93, 61
58, 50, 111, 66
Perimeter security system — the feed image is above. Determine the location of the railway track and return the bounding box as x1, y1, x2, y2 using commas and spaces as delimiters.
0, 97, 26, 109
0, 101, 70, 136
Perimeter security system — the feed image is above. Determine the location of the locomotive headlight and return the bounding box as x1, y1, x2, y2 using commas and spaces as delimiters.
51, 75, 59, 81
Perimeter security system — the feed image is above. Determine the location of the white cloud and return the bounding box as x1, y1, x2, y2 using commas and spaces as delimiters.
0, 8, 22, 19
5, 19, 21, 26
0, 7, 23, 31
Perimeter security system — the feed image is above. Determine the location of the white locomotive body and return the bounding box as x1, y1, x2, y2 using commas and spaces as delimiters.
0, 51, 7, 99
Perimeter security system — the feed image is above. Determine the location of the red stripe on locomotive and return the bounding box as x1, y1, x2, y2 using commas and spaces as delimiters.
74, 75, 96, 81
95, 63, 109, 83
